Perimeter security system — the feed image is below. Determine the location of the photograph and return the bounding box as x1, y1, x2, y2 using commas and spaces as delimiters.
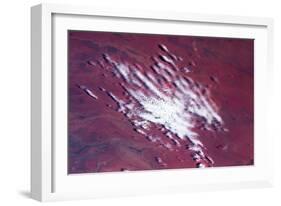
67, 31, 254, 174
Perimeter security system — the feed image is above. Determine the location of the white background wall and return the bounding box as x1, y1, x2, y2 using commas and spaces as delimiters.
0, 0, 280, 205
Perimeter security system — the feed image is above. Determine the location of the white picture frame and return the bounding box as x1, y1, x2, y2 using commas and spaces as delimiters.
31, 3, 274, 202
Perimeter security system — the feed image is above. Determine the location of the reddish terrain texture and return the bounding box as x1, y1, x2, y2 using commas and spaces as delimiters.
68, 31, 254, 174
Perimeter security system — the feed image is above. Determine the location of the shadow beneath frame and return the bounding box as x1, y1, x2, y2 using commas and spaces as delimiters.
18, 190, 31, 198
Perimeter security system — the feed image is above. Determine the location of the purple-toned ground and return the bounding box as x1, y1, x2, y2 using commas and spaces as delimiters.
68, 31, 254, 174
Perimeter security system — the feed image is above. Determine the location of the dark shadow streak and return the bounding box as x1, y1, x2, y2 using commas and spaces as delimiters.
18, 190, 31, 198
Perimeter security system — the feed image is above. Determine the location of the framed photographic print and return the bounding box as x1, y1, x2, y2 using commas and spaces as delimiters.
31, 3, 274, 201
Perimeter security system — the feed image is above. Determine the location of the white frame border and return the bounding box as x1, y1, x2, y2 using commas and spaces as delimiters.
31, 3, 274, 202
